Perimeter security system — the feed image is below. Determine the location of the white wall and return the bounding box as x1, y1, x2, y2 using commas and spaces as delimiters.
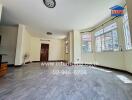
94, 52, 125, 70
124, 51, 132, 72
82, 53, 95, 64
30, 37, 40, 62
0, 26, 18, 64
30, 36, 65, 61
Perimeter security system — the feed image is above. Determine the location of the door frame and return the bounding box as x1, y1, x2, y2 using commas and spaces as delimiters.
40, 43, 49, 62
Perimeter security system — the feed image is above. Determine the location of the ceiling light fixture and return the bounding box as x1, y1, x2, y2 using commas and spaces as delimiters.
46, 32, 53, 35
43, 0, 56, 8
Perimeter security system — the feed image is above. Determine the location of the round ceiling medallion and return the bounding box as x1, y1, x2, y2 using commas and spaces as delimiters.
43, 0, 56, 8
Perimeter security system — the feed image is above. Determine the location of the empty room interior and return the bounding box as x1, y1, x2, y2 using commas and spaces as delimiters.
0, 0, 132, 100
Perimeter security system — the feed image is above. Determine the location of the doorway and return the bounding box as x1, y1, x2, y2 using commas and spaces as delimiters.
40, 44, 49, 62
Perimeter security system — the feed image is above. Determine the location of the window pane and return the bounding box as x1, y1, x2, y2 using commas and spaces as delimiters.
101, 35, 105, 51
104, 23, 117, 33
112, 30, 119, 51
123, 12, 132, 50
82, 34, 92, 53
104, 32, 113, 51
82, 41, 89, 53
123, 20, 132, 50
96, 36, 102, 52
95, 29, 104, 36
95, 23, 119, 52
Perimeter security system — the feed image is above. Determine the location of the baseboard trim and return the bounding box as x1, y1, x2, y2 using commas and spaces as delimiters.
95, 65, 132, 75
1, 62, 8, 64
25, 62, 31, 64
32, 61, 40, 63
63, 63, 132, 75
15, 65, 23, 67
7, 62, 132, 75
65, 63, 94, 66
47, 60, 68, 62
32, 60, 68, 63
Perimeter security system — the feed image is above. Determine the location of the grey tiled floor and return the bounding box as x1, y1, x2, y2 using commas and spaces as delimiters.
0, 63, 132, 100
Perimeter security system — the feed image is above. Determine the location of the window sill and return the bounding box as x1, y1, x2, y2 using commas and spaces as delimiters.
95, 50, 120, 53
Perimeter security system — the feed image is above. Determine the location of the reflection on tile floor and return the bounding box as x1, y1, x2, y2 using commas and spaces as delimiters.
0, 63, 132, 100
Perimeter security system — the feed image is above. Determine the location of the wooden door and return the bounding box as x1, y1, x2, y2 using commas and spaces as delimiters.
40, 44, 49, 62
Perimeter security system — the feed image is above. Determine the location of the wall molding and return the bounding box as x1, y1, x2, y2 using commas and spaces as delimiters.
7, 62, 132, 76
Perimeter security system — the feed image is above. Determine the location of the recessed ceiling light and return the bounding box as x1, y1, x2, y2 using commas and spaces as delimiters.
43, 0, 56, 8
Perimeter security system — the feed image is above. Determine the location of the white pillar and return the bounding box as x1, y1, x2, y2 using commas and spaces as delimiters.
15, 25, 25, 65
0, 4, 2, 21
73, 30, 81, 64
69, 32, 74, 63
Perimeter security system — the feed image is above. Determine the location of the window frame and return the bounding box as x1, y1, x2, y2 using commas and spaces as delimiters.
123, 13, 132, 50
81, 33, 92, 53
95, 22, 119, 52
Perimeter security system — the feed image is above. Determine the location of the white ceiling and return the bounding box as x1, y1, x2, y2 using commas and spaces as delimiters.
1, 0, 125, 36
